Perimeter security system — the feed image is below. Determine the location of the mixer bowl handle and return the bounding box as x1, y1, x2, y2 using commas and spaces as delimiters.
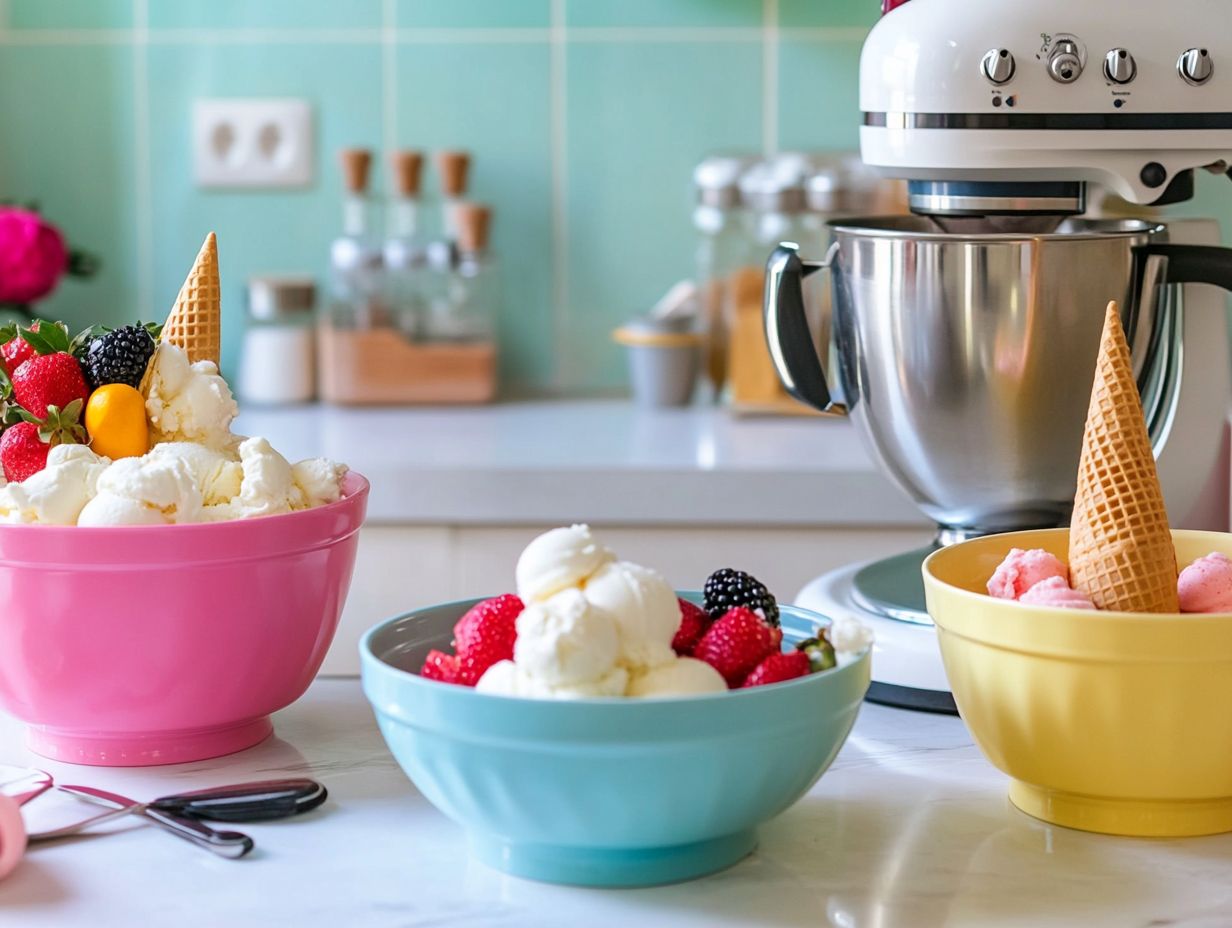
1143, 244, 1232, 292
763, 243, 847, 415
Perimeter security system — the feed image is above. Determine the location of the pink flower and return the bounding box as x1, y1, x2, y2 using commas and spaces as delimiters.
0, 208, 69, 304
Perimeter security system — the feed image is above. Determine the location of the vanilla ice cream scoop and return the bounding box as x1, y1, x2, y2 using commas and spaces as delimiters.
202, 437, 306, 521
477, 660, 629, 699
292, 458, 348, 508
147, 442, 243, 506
0, 445, 110, 525
513, 588, 620, 686
144, 343, 239, 450
516, 524, 614, 602
79, 454, 203, 525
627, 658, 726, 698
583, 560, 679, 670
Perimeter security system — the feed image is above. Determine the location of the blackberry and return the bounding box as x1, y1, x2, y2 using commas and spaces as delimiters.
82, 325, 157, 390
703, 568, 780, 627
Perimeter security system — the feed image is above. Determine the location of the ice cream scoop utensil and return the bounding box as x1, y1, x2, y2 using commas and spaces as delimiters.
43, 786, 253, 859
29, 779, 324, 842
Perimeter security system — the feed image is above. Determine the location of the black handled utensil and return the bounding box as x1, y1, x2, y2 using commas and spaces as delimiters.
51, 785, 254, 859
27, 778, 327, 853
148, 778, 327, 822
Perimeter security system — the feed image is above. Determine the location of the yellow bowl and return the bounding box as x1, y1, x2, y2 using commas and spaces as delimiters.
923, 528, 1232, 837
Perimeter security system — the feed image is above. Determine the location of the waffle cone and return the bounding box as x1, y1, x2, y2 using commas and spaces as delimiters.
162, 232, 221, 367
1068, 302, 1178, 612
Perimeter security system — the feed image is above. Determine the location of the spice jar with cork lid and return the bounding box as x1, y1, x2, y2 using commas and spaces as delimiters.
432, 150, 471, 244
330, 148, 386, 329
383, 149, 428, 337
425, 202, 497, 343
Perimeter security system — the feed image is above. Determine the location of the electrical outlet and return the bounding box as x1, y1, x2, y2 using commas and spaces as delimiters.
193, 98, 313, 188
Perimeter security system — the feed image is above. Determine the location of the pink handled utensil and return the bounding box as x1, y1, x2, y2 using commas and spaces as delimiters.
0, 767, 53, 880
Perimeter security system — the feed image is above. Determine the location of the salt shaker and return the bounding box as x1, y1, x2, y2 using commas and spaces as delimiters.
238, 276, 317, 405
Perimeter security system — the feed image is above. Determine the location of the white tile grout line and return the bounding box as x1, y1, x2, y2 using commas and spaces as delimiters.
762, 0, 779, 156
381, 0, 397, 169
132, 0, 153, 319
549, 0, 568, 392
0, 26, 868, 46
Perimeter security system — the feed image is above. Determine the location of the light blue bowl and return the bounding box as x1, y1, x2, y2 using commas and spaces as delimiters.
360, 596, 869, 887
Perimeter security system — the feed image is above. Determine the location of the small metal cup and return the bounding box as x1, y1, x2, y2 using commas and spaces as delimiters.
613, 319, 702, 408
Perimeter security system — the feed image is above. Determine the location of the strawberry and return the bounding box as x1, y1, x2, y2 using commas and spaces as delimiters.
0, 322, 38, 375
741, 651, 811, 688
451, 593, 523, 685
11, 353, 90, 420
672, 598, 710, 655
0, 400, 87, 482
0, 422, 49, 483
421, 649, 461, 684
693, 606, 780, 687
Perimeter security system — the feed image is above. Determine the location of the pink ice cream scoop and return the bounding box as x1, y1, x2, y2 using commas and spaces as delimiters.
987, 548, 1069, 600
1018, 576, 1097, 610
1177, 552, 1232, 613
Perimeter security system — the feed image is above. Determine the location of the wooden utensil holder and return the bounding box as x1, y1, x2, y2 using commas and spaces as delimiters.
318, 325, 496, 405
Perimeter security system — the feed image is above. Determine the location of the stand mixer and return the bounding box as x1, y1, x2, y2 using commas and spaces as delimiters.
766, 0, 1232, 712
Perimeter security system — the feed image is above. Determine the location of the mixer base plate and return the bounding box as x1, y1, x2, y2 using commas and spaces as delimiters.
795, 561, 957, 716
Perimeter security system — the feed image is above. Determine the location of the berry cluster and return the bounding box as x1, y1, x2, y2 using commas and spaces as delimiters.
0, 320, 160, 482
674, 566, 831, 688
421, 568, 835, 693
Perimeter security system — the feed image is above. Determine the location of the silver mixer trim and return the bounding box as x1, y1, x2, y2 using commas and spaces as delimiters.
908, 192, 1083, 215
864, 111, 1232, 131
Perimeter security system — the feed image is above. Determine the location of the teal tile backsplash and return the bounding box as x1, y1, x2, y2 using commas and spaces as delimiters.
7, 0, 132, 30
565, 0, 763, 29
145, 41, 384, 377
0, 44, 139, 331
777, 37, 864, 152
395, 41, 554, 393
147, 1, 384, 31
11, 0, 1225, 394
563, 39, 763, 390
396, 0, 551, 30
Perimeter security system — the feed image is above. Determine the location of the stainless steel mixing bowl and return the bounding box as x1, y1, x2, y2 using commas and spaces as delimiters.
765, 216, 1232, 536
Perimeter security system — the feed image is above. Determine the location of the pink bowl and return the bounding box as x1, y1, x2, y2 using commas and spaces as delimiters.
0, 472, 369, 767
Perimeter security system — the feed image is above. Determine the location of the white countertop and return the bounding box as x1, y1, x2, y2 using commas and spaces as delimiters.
6, 679, 1232, 928
234, 401, 926, 527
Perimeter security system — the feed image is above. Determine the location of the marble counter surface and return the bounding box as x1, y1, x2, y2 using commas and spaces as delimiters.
5, 679, 1231, 927
233, 401, 926, 527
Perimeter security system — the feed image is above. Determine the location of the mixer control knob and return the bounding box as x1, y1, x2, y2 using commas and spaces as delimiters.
1048, 40, 1083, 83
981, 48, 1016, 85
1103, 48, 1137, 84
1178, 47, 1214, 85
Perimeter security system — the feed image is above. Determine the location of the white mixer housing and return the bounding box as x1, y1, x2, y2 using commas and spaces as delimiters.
860, 0, 1232, 206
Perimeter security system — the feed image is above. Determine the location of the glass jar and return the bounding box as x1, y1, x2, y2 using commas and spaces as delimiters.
329, 148, 386, 330
423, 203, 496, 343
693, 155, 752, 401
725, 156, 818, 413
238, 276, 317, 405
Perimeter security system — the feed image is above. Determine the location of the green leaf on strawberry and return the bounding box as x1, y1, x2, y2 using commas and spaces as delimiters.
21, 399, 86, 447
19, 320, 72, 356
